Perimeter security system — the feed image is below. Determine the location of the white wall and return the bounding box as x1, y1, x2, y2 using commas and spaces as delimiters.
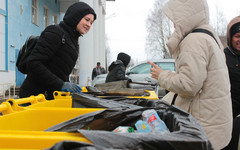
0, 71, 15, 94
0, 14, 6, 71
0, 0, 6, 10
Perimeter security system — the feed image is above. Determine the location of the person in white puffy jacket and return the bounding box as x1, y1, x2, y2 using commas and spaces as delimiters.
148, 0, 232, 149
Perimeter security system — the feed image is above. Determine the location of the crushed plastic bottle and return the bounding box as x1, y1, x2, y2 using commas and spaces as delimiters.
135, 120, 151, 133
113, 126, 135, 133
142, 109, 169, 133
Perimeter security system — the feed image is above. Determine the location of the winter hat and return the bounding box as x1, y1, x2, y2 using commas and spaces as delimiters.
230, 22, 240, 39
117, 52, 131, 67
63, 2, 96, 30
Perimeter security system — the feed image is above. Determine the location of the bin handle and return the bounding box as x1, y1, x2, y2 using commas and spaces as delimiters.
0, 102, 15, 115
53, 91, 71, 99
7, 94, 46, 105
6, 94, 46, 111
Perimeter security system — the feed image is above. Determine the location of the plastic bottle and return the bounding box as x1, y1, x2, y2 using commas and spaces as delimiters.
113, 126, 135, 133
142, 109, 169, 133
135, 120, 151, 133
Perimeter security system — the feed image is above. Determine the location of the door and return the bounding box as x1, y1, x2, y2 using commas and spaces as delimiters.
15, 49, 25, 87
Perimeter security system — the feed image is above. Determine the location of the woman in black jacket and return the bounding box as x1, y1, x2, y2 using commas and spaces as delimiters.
224, 16, 240, 118
19, 2, 96, 100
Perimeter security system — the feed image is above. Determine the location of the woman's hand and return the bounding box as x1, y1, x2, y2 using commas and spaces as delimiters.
148, 61, 163, 80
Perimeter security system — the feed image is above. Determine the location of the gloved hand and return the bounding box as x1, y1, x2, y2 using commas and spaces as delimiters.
61, 82, 82, 93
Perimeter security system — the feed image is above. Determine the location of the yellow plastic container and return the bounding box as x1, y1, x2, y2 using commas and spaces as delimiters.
0, 90, 157, 149
0, 130, 92, 149
3, 90, 157, 114
128, 90, 158, 100
4, 92, 72, 113
26, 93, 72, 109
0, 107, 103, 131
0, 93, 104, 149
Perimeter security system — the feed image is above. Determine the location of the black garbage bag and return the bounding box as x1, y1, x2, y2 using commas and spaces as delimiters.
71, 93, 141, 109
72, 92, 158, 109
86, 84, 150, 97
46, 98, 213, 150
47, 141, 99, 150
46, 106, 146, 132
105, 96, 157, 107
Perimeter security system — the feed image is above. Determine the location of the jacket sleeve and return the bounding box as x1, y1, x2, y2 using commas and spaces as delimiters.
102, 68, 106, 74
159, 38, 208, 98
27, 25, 64, 90
92, 68, 96, 80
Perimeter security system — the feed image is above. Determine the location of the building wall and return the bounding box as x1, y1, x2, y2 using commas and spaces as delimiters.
8, 0, 60, 71
78, 0, 106, 86
0, 0, 60, 93
0, 0, 14, 94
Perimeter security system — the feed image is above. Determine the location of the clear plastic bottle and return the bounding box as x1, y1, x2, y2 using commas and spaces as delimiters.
135, 120, 151, 133
113, 126, 135, 133
142, 109, 169, 133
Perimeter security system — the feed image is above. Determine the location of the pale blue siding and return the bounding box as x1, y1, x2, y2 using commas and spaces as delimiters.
7, 0, 60, 86
8, 0, 60, 71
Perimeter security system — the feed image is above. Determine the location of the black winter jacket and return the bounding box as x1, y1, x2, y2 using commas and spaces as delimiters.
19, 2, 96, 100
105, 60, 128, 83
224, 47, 240, 118
19, 23, 79, 99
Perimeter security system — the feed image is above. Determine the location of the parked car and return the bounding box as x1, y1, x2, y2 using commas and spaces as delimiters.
91, 59, 175, 97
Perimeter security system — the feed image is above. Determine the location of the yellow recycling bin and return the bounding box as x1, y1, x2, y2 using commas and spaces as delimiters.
4, 90, 158, 113
0, 89, 157, 149
0, 94, 104, 149
0, 130, 92, 149
0, 107, 103, 131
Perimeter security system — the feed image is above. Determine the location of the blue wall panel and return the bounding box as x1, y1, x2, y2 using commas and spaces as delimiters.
8, 0, 60, 71
8, 0, 60, 86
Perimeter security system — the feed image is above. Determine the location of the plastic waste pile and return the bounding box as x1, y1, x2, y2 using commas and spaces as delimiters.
113, 109, 169, 133
136, 109, 169, 133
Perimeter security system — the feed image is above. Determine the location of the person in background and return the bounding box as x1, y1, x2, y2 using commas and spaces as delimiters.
148, 0, 232, 149
19, 2, 96, 100
222, 16, 240, 150
224, 16, 240, 118
106, 52, 133, 83
92, 62, 106, 80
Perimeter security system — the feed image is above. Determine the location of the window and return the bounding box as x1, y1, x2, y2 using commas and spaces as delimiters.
52, 15, 57, 25
129, 61, 175, 75
156, 62, 175, 71
32, 0, 39, 25
130, 63, 152, 74
43, 6, 49, 28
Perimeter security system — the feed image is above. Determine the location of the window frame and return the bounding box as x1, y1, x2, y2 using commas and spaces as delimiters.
43, 5, 49, 28
32, 0, 39, 25
52, 14, 58, 25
